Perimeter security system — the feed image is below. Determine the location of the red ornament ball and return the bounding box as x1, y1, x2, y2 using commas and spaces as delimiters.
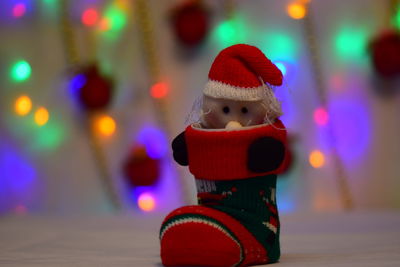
76, 64, 113, 111
123, 146, 161, 187
369, 30, 400, 78
171, 0, 209, 47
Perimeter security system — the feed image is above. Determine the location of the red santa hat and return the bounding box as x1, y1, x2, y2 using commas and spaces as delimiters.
204, 44, 282, 101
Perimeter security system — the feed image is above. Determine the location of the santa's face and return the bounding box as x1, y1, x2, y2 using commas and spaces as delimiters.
200, 95, 267, 129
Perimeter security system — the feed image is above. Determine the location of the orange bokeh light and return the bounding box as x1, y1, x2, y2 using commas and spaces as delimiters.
15, 95, 32, 116
150, 82, 169, 99
95, 115, 116, 137
287, 3, 307, 20
34, 107, 50, 126
138, 193, 156, 212
309, 150, 325, 168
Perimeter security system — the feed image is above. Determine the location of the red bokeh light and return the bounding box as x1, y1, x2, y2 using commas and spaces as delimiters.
150, 82, 169, 99
82, 8, 99, 26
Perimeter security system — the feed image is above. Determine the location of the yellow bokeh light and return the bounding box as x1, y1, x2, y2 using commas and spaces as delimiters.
287, 3, 307, 20
96, 115, 116, 136
15, 95, 32, 116
34, 107, 49, 126
309, 150, 325, 168
138, 193, 156, 212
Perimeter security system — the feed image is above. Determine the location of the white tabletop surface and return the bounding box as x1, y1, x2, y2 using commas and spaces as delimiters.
1, 211, 399, 266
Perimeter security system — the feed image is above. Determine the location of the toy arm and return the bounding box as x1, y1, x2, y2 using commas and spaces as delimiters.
172, 132, 189, 166
247, 137, 285, 173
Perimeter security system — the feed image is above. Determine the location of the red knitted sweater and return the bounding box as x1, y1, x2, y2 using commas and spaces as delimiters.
184, 119, 288, 181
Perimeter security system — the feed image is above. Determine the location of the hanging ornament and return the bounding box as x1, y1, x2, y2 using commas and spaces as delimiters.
60, 0, 122, 211
369, 30, 400, 78
123, 146, 161, 187
170, 0, 210, 47
73, 64, 114, 111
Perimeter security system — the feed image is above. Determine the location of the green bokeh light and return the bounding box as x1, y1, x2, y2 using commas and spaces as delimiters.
40, 0, 59, 19
42, 0, 57, 5
32, 119, 66, 151
212, 17, 247, 49
261, 33, 297, 61
7, 112, 66, 152
106, 6, 127, 31
11, 60, 31, 82
101, 4, 128, 40
394, 5, 400, 29
334, 28, 368, 61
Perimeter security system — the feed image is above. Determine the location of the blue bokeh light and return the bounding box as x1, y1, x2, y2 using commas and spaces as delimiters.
0, 143, 36, 213
69, 73, 87, 96
320, 99, 371, 163
0, 145, 36, 191
136, 126, 168, 159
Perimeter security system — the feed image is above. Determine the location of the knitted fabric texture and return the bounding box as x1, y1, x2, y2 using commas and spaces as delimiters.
196, 175, 281, 263
185, 120, 288, 180
160, 176, 281, 266
160, 205, 269, 267
161, 44, 286, 267
161, 122, 287, 266
204, 44, 282, 101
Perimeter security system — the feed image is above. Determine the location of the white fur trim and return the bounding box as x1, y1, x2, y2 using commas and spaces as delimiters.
204, 80, 265, 101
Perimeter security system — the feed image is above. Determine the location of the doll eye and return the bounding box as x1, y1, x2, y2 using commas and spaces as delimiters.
241, 107, 248, 114
222, 106, 230, 114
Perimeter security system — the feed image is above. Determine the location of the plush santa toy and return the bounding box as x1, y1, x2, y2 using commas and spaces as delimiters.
160, 44, 288, 267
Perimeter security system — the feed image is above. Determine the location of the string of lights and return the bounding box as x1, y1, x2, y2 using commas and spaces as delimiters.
295, 0, 353, 210
134, 0, 191, 206
59, 0, 122, 211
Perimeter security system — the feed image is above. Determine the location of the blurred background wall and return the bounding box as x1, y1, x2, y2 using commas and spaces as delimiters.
0, 0, 400, 215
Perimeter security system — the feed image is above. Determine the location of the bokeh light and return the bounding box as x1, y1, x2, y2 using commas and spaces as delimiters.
150, 82, 169, 99
95, 115, 116, 137
12, 3, 26, 18
309, 150, 325, 168
0, 143, 37, 212
15, 204, 27, 214
105, 6, 126, 31
394, 4, 400, 29
11, 60, 31, 82
99, 18, 111, 31
274, 61, 287, 76
99, 3, 128, 39
334, 28, 368, 61
213, 17, 247, 49
136, 126, 168, 159
327, 99, 371, 162
15, 95, 32, 116
82, 8, 99, 26
40, 0, 59, 19
69, 74, 87, 95
287, 3, 306, 20
262, 32, 297, 61
34, 107, 49, 126
137, 192, 156, 212
33, 119, 66, 151
329, 73, 345, 92
314, 107, 329, 126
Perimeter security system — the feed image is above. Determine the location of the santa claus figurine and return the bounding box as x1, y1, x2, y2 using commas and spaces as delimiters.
160, 44, 288, 267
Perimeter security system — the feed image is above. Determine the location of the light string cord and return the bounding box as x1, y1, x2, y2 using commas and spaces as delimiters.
134, 0, 193, 204
59, 0, 122, 211
302, 2, 353, 210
